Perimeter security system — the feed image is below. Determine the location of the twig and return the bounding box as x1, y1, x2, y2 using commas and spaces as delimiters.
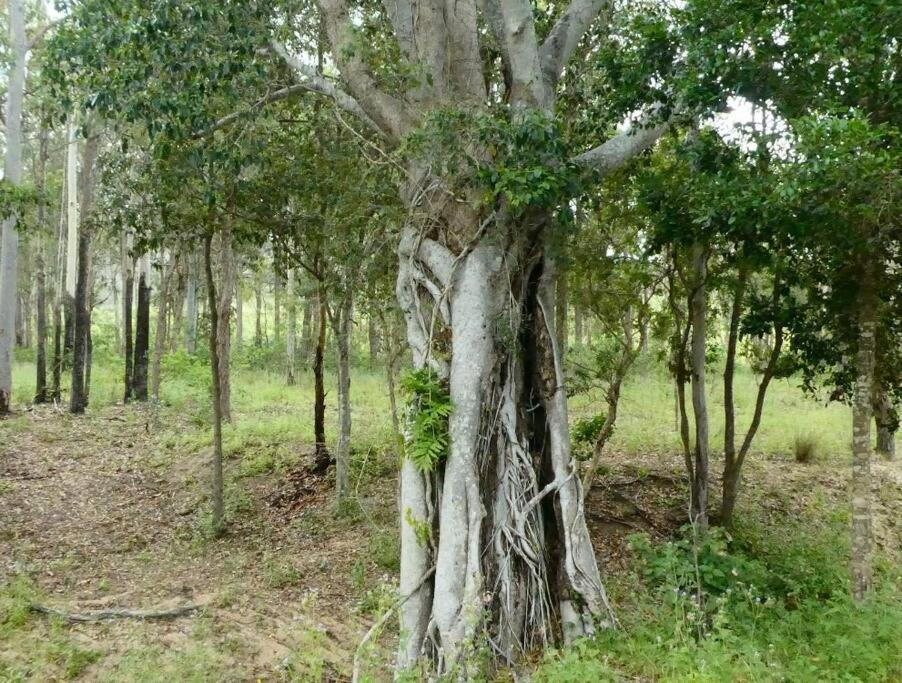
30, 603, 202, 623
352, 567, 436, 683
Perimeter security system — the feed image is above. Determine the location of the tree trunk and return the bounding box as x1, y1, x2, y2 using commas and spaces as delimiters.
204, 232, 226, 535
300, 294, 313, 367
255, 276, 264, 347
573, 305, 584, 348
720, 272, 783, 528
273, 267, 282, 345
62, 120, 80, 369
368, 314, 380, 367
34, 240, 49, 403
132, 254, 151, 401
333, 292, 353, 498
69, 130, 98, 415
122, 232, 135, 401
555, 271, 568, 358
722, 266, 748, 466
873, 382, 897, 460
235, 281, 243, 348
184, 252, 198, 353
312, 282, 330, 472
286, 268, 297, 385
215, 227, 234, 422
851, 268, 876, 601
0, 0, 25, 413
394, 223, 614, 672
151, 252, 175, 400
688, 244, 709, 531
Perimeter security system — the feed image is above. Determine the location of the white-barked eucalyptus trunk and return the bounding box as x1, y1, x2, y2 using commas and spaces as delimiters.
0, 0, 26, 413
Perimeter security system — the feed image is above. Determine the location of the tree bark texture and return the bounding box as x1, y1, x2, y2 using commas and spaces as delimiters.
688, 244, 710, 531
132, 255, 151, 401
122, 233, 135, 401
286, 268, 297, 385
312, 282, 330, 472
204, 233, 226, 535
333, 292, 353, 498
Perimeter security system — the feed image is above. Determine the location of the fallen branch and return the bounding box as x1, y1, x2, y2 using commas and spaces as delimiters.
31, 603, 202, 623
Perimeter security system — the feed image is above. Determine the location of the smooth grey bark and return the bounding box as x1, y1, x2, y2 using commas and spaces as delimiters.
0, 0, 25, 413
688, 244, 710, 531
851, 267, 876, 601
34, 131, 50, 404
254, 270, 264, 347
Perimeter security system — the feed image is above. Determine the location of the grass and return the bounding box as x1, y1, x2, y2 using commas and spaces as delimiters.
5, 338, 900, 681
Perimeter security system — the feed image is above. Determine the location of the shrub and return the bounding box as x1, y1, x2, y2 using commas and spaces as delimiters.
794, 435, 818, 463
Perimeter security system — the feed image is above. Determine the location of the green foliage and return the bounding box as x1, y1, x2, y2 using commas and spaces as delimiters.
400, 368, 452, 473
572, 413, 607, 446
537, 520, 902, 682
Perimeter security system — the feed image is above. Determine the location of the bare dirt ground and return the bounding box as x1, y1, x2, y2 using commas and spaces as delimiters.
2, 404, 900, 681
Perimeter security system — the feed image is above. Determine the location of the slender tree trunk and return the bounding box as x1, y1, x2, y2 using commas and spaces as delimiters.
255, 276, 264, 347
555, 271, 569, 358
300, 294, 313, 367
312, 282, 330, 472
204, 233, 225, 535
573, 305, 584, 348
122, 232, 135, 401
721, 272, 783, 528
69, 130, 98, 415
368, 315, 380, 367
286, 268, 297, 385
873, 378, 896, 460
235, 282, 243, 348
0, 0, 25, 413
851, 267, 876, 601
34, 241, 48, 403
62, 120, 80, 369
185, 252, 199, 354
51, 189, 66, 403
151, 253, 175, 400
723, 266, 748, 465
688, 244, 709, 531
333, 292, 353, 498
273, 267, 282, 345
215, 226, 234, 422
132, 254, 151, 401
668, 263, 694, 501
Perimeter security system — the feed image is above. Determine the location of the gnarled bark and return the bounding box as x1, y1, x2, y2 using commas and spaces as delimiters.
395, 220, 613, 674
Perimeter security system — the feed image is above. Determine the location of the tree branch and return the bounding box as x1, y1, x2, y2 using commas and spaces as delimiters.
572, 108, 670, 175
316, 0, 415, 141
269, 41, 380, 133
539, 0, 610, 85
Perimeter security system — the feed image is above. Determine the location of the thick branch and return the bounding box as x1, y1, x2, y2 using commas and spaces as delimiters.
316, 0, 415, 140
482, 0, 549, 107
573, 114, 669, 175
539, 0, 609, 85
269, 42, 380, 132
31, 603, 201, 623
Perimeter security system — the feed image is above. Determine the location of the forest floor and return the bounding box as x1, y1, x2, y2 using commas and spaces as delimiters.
2, 360, 901, 681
